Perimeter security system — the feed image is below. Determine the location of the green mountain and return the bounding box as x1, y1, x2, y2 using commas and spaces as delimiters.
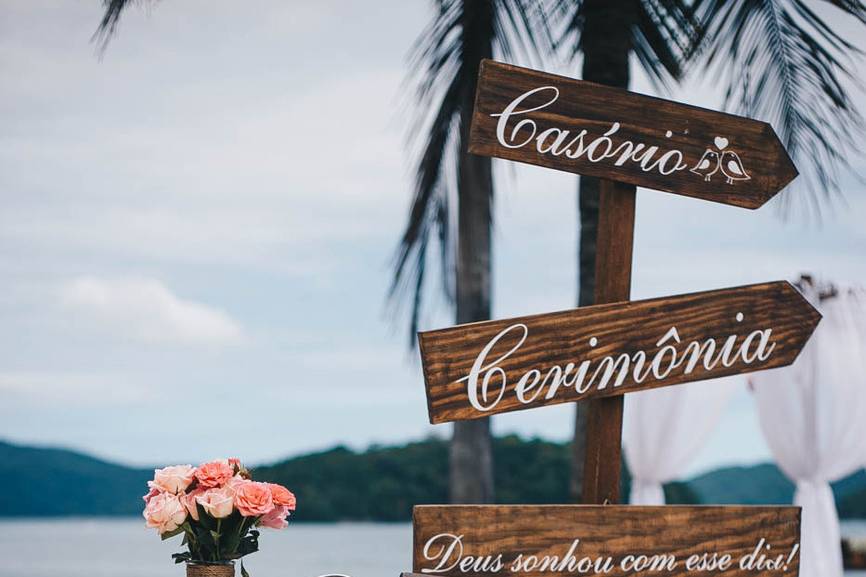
688, 463, 795, 505
0, 437, 863, 520
252, 436, 573, 521
686, 463, 866, 516
840, 485, 866, 517
0, 440, 150, 516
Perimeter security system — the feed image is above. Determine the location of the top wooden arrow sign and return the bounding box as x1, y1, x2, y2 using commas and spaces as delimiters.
469, 60, 798, 209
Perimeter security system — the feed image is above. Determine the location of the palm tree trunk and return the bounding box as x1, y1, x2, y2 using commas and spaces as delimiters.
570, 0, 636, 502
451, 0, 495, 504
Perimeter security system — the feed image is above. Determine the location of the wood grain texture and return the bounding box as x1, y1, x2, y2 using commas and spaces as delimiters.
581, 179, 634, 505
418, 281, 820, 424
468, 60, 797, 208
413, 505, 801, 577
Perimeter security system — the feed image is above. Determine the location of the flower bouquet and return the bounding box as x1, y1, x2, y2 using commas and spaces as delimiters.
143, 458, 295, 577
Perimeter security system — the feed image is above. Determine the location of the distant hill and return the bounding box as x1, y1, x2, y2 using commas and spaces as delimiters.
687, 463, 866, 516
840, 485, 866, 517
689, 463, 795, 505
0, 440, 150, 516
253, 436, 573, 521
0, 437, 863, 520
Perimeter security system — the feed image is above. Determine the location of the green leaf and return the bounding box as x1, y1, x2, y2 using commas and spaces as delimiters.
222, 526, 242, 556
196, 503, 215, 529
240, 559, 250, 577
195, 525, 215, 556
160, 526, 185, 541
172, 552, 191, 564
237, 532, 260, 557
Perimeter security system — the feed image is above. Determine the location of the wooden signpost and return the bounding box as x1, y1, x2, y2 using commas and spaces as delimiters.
469, 60, 797, 209
408, 58, 813, 575
412, 505, 801, 577
419, 281, 820, 424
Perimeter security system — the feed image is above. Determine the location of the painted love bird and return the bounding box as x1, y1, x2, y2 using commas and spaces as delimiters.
720, 150, 751, 184
689, 149, 721, 181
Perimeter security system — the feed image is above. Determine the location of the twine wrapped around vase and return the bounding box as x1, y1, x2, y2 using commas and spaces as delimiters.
186, 561, 234, 577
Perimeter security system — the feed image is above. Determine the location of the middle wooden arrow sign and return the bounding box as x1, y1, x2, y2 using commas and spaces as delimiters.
418, 281, 820, 424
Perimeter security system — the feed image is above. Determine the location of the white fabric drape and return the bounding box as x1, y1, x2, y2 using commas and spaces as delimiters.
623, 377, 739, 505
751, 285, 866, 577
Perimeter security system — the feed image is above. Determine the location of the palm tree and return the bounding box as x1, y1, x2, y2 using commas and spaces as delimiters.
554, 0, 865, 501
391, 0, 546, 503
552, 0, 700, 500
96, 0, 866, 505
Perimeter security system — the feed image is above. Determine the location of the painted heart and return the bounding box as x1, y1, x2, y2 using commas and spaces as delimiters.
714, 136, 729, 150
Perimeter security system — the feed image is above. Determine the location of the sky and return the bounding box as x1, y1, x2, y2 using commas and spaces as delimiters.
1, 0, 865, 477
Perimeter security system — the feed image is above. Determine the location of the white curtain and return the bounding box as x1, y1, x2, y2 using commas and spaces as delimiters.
623, 377, 739, 505
751, 285, 866, 577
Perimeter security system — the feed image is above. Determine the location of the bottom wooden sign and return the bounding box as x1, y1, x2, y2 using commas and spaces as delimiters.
413, 505, 800, 577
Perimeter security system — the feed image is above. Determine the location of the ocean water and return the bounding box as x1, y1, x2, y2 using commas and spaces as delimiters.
0, 520, 410, 577
0, 519, 864, 577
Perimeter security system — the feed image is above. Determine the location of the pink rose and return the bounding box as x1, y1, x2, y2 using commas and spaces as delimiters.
233, 481, 274, 517
258, 505, 289, 529
143, 492, 187, 534
225, 475, 246, 491
142, 484, 160, 505
195, 461, 234, 488
228, 457, 241, 468
152, 465, 196, 494
196, 487, 234, 519
267, 483, 296, 511
181, 487, 206, 521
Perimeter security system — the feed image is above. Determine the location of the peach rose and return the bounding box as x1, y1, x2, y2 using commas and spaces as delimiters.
143, 492, 187, 534
195, 460, 234, 488
196, 487, 234, 519
152, 465, 196, 494
258, 505, 289, 529
233, 481, 274, 517
181, 487, 206, 521
267, 483, 296, 511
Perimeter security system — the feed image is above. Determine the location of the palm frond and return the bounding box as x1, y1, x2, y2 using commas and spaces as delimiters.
823, 0, 866, 23
93, 0, 155, 49
693, 0, 866, 214
390, 0, 550, 346
554, 0, 699, 90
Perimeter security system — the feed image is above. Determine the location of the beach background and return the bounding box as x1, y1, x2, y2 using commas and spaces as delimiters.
1, 1, 865, 575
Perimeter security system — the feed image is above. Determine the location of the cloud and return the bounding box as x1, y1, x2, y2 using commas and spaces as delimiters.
0, 371, 151, 408
59, 277, 244, 345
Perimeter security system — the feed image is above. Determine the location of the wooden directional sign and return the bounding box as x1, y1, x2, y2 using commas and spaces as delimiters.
418, 281, 820, 424
469, 60, 798, 209
413, 505, 801, 577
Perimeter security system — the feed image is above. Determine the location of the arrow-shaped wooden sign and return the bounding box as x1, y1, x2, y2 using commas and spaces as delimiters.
469, 60, 797, 209
419, 281, 820, 424
412, 505, 801, 577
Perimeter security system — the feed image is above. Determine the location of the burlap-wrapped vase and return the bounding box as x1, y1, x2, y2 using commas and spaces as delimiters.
186, 561, 234, 577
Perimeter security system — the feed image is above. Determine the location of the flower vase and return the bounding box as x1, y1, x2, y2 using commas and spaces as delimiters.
186, 561, 235, 577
